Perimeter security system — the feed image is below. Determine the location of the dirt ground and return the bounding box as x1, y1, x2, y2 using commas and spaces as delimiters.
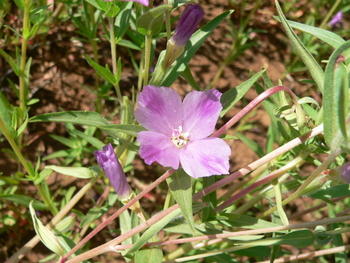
0, 0, 333, 262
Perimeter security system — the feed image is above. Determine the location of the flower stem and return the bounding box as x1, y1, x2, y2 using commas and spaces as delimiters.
108, 17, 122, 105
18, 0, 31, 146
0, 118, 32, 177
143, 33, 152, 86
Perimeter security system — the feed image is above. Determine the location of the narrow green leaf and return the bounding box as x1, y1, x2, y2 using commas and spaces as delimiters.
274, 16, 345, 49
134, 248, 163, 263
218, 214, 281, 229
167, 169, 195, 232
70, 129, 105, 149
29, 111, 110, 126
45, 165, 94, 179
161, 10, 234, 87
323, 41, 350, 149
308, 184, 350, 200
84, 54, 118, 85
220, 69, 265, 117
235, 131, 265, 158
0, 194, 47, 210
127, 208, 182, 254
0, 91, 12, 133
29, 201, 65, 256
100, 124, 146, 137
240, 229, 314, 248
0, 49, 20, 75
181, 66, 201, 91
275, 0, 325, 92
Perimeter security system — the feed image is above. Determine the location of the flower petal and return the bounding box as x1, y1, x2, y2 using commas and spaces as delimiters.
138, 131, 180, 170
135, 85, 183, 136
179, 138, 230, 179
94, 144, 132, 199
182, 89, 222, 140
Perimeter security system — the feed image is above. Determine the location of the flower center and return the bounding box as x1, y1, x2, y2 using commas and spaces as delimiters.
171, 126, 190, 148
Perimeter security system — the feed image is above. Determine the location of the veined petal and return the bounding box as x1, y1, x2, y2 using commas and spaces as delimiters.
94, 144, 132, 199
135, 85, 182, 136
182, 89, 222, 140
179, 138, 230, 179
138, 131, 180, 170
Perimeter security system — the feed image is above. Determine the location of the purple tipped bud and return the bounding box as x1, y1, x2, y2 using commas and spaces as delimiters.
328, 162, 350, 183
94, 144, 132, 199
104, 0, 149, 7
164, 4, 204, 68
329, 11, 343, 27
171, 4, 205, 47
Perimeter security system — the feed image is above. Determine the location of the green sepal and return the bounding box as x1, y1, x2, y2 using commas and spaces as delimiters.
136, 5, 172, 36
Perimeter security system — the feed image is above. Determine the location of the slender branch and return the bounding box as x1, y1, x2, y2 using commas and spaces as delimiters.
213, 85, 302, 138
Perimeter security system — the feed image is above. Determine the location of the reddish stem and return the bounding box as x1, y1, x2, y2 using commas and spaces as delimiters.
213, 85, 300, 138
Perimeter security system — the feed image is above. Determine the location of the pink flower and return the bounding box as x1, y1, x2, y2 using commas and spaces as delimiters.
104, 0, 149, 7
94, 144, 132, 199
329, 11, 343, 27
135, 85, 230, 179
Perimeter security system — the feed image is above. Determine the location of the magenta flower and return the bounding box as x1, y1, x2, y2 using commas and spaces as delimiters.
329, 11, 343, 27
135, 85, 230, 179
104, 0, 149, 7
94, 144, 132, 199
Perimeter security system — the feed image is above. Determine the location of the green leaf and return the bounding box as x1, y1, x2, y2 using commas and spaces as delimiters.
70, 129, 105, 149
0, 49, 20, 76
308, 184, 350, 200
0, 194, 47, 210
167, 169, 195, 233
29, 111, 123, 139
136, 5, 172, 36
240, 229, 314, 248
160, 10, 234, 87
29, 111, 110, 126
100, 124, 146, 137
234, 131, 265, 158
323, 41, 350, 149
80, 207, 108, 228
0, 91, 13, 134
104, 4, 120, 18
181, 66, 201, 91
127, 208, 182, 254
134, 248, 163, 263
29, 201, 65, 256
45, 165, 95, 179
275, 0, 324, 93
218, 214, 281, 230
220, 69, 265, 117
274, 16, 345, 49
314, 225, 333, 245
84, 54, 118, 85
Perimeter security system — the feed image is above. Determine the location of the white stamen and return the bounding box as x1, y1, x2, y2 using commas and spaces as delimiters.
171, 126, 190, 148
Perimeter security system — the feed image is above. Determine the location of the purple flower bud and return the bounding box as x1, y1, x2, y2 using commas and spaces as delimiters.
94, 144, 132, 199
329, 11, 343, 27
164, 4, 204, 67
104, 0, 149, 7
170, 4, 205, 47
336, 162, 350, 183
